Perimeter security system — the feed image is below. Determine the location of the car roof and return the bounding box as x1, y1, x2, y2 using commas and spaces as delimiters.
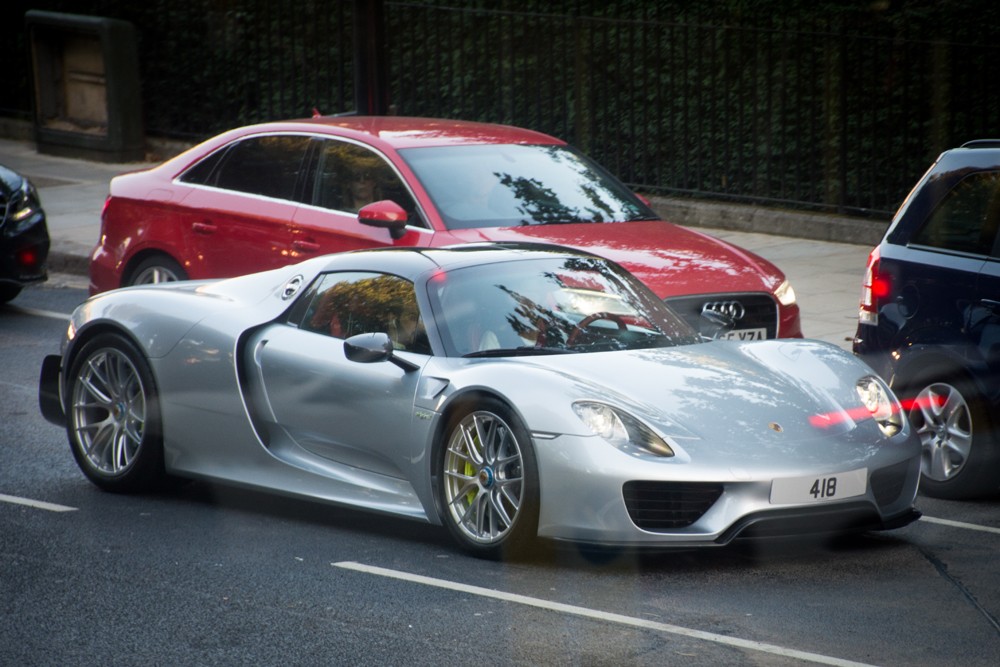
317, 242, 602, 279
233, 116, 565, 151
958, 139, 1000, 150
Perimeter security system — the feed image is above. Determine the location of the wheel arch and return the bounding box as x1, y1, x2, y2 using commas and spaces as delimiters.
121, 248, 187, 287
891, 345, 990, 400
62, 322, 158, 412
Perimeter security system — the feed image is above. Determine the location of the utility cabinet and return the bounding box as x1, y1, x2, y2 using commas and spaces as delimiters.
26, 10, 144, 162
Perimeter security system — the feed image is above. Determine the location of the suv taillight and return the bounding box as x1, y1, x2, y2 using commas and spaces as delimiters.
859, 246, 889, 325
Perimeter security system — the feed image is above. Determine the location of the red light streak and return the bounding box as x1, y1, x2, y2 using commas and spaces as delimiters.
807, 393, 942, 430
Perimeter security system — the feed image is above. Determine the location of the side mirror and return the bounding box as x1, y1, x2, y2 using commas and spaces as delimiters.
358, 200, 408, 240
343, 332, 419, 372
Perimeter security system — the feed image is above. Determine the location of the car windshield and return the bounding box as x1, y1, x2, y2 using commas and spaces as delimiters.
427, 253, 700, 357
398, 144, 657, 230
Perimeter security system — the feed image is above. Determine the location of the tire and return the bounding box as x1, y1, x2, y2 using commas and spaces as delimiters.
903, 365, 999, 499
66, 332, 166, 493
436, 398, 539, 559
0, 283, 23, 304
127, 255, 188, 286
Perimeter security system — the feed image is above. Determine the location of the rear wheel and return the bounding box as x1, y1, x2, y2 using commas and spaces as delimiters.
66, 333, 165, 492
436, 399, 539, 559
904, 365, 998, 499
127, 255, 187, 286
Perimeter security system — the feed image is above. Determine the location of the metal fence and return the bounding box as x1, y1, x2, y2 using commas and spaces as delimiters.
4, 1, 999, 218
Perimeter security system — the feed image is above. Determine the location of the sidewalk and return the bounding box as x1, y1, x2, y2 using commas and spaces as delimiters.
1, 137, 156, 277
0, 136, 873, 351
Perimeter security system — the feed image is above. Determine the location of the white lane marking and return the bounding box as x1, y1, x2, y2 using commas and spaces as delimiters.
920, 515, 1000, 536
0, 493, 77, 513
7, 305, 71, 321
333, 561, 877, 667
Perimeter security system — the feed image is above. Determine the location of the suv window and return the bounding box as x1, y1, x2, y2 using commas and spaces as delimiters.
912, 170, 1000, 256
180, 135, 311, 201
292, 271, 430, 354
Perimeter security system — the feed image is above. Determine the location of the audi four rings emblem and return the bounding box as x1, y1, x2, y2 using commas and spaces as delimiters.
701, 301, 746, 320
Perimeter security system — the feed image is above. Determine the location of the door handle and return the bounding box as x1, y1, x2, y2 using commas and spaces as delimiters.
981, 298, 1000, 313
192, 221, 217, 235
293, 239, 321, 252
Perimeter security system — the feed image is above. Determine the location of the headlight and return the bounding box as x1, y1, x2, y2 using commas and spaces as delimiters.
774, 279, 797, 306
572, 401, 674, 457
856, 375, 903, 437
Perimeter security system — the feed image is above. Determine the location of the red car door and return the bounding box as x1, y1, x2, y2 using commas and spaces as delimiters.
290, 138, 433, 257
177, 134, 311, 278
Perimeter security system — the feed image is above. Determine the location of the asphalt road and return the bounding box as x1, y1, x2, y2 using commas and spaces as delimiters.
2, 280, 999, 666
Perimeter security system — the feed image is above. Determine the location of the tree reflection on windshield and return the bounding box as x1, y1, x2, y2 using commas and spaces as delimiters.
400, 144, 655, 230
428, 255, 699, 357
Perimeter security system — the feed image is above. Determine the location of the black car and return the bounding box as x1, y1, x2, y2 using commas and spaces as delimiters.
853, 140, 1000, 499
0, 164, 49, 303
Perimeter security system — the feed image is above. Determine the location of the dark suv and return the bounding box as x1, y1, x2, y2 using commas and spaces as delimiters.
853, 140, 1000, 499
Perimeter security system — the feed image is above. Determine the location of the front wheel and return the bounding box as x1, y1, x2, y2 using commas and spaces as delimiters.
66, 332, 165, 493
436, 399, 539, 559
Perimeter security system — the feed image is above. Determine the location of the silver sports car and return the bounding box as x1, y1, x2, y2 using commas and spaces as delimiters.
40, 243, 921, 558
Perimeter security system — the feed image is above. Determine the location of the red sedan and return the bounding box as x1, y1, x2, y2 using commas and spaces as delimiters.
91, 116, 801, 339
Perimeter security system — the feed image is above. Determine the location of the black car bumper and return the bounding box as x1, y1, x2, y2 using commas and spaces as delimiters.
1, 213, 50, 285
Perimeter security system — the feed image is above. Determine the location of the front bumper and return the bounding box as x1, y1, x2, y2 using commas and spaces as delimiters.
533, 432, 921, 547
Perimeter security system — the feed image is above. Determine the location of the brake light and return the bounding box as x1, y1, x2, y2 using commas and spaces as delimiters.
16, 247, 40, 270
859, 246, 889, 325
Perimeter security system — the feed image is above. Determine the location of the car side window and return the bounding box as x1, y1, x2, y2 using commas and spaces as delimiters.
291, 271, 430, 354
180, 135, 311, 201
309, 139, 420, 222
913, 171, 1000, 256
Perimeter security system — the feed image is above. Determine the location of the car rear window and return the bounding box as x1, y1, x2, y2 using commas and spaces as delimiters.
912, 170, 1000, 256
180, 134, 311, 202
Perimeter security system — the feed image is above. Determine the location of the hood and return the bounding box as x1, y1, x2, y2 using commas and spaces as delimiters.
510, 339, 887, 468
443, 220, 783, 298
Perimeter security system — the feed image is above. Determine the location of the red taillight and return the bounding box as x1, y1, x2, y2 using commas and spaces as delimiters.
859, 246, 887, 325
16, 247, 40, 270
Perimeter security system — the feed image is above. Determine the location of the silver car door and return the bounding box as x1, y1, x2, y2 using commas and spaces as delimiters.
250, 323, 423, 480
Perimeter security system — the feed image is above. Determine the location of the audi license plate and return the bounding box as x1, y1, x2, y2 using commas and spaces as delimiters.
719, 327, 767, 341
770, 468, 867, 505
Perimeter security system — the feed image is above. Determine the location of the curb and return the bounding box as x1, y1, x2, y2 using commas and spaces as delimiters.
47, 244, 92, 277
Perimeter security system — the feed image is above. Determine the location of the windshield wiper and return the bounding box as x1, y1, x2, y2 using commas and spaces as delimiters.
462, 346, 579, 358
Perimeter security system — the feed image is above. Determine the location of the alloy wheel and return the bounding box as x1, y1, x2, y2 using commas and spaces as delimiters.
442, 410, 525, 545
71, 347, 147, 475
911, 382, 973, 482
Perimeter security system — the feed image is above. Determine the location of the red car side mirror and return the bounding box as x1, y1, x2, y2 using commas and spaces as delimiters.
358, 200, 408, 239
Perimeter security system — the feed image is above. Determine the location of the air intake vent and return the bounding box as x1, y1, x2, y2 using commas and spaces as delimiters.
622, 481, 724, 530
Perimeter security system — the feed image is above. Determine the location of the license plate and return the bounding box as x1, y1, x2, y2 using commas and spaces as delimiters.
770, 468, 867, 505
719, 327, 767, 341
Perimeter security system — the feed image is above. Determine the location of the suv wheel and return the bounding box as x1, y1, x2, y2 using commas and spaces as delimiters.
905, 365, 998, 499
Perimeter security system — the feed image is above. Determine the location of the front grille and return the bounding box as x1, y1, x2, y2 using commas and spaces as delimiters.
871, 460, 911, 507
665, 293, 779, 339
622, 481, 724, 530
